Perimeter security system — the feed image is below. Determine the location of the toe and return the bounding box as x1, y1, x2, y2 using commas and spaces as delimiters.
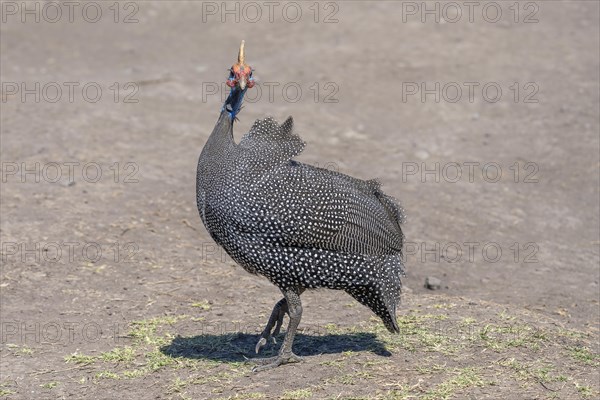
255, 337, 267, 354
250, 353, 302, 372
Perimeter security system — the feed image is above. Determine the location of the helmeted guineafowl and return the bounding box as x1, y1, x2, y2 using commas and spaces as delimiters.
196, 41, 406, 371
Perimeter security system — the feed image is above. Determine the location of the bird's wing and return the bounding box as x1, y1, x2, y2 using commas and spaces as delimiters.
265, 164, 405, 255
233, 117, 404, 255
238, 116, 305, 167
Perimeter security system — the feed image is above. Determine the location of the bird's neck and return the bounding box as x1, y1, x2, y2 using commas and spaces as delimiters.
203, 85, 246, 155
203, 86, 246, 155
222, 85, 247, 120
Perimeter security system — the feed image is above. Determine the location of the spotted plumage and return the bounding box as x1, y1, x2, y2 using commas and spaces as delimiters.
196, 43, 405, 370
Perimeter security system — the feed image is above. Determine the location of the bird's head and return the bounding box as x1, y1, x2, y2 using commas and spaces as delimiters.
226, 40, 255, 91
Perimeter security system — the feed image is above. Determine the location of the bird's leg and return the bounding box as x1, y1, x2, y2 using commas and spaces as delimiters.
270, 303, 287, 338
252, 288, 303, 372
255, 288, 305, 354
255, 297, 288, 353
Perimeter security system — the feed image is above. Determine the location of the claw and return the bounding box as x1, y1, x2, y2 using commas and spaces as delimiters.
255, 337, 267, 354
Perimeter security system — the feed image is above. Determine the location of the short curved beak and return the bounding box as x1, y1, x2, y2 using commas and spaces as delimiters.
238, 76, 247, 91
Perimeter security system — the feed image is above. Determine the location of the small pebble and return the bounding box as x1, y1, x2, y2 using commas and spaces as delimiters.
424, 276, 442, 290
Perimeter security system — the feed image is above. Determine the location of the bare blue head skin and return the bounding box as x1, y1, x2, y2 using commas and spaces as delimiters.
222, 85, 247, 120
222, 40, 255, 120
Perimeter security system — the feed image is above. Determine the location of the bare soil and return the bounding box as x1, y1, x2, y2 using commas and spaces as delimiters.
1, 1, 599, 399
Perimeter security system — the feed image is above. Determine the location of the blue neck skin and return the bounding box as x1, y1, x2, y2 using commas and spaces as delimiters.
222, 85, 247, 120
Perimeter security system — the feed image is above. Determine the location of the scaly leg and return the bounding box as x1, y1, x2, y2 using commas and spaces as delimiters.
252, 288, 304, 372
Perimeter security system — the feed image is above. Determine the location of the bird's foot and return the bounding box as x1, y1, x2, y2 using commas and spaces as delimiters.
251, 353, 303, 372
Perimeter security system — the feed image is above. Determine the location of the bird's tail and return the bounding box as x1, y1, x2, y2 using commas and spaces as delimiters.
346, 255, 404, 333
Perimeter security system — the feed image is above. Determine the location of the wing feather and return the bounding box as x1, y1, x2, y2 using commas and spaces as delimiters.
230, 116, 405, 256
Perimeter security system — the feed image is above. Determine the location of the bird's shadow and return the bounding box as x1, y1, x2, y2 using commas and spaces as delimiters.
161, 328, 391, 362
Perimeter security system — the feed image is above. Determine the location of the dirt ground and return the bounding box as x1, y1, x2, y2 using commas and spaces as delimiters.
1, 1, 599, 399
